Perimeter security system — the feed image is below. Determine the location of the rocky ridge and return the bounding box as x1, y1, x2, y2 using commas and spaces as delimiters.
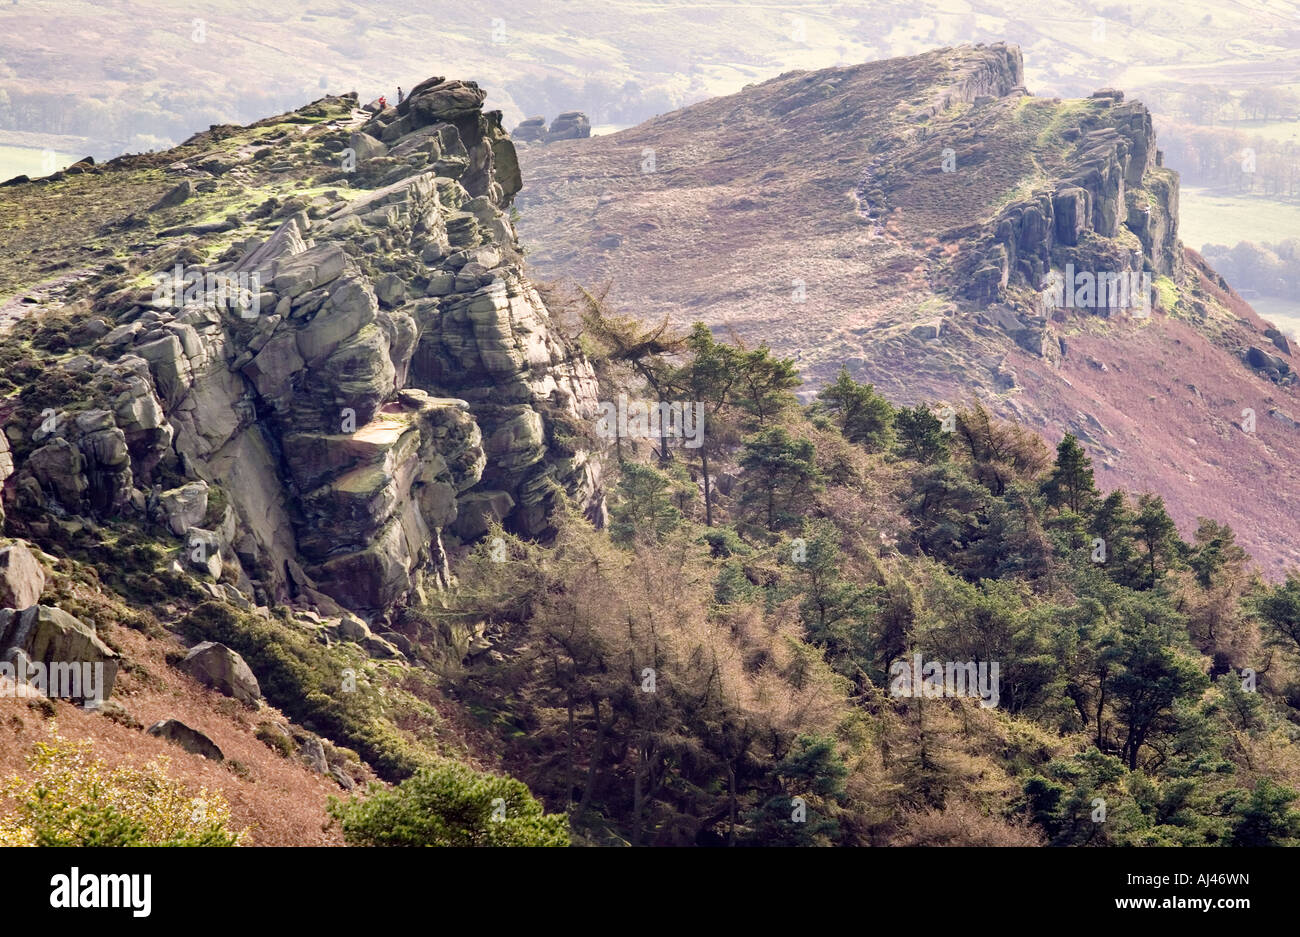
513, 43, 1300, 573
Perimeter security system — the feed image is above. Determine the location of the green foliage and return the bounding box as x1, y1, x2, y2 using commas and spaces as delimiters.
0, 732, 245, 846
1107, 604, 1210, 770
734, 344, 801, 426
1226, 779, 1300, 846
329, 760, 569, 847
788, 521, 879, 681
1255, 573, 1300, 656
894, 404, 949, 463
1041, 434, 1098, 515
813, 367, 895, 452
738, 427, 823, 532
740, 735, 849, 846
1131, 493, 1183, 588
178, 602, 420, 781
609, 461, 685, 546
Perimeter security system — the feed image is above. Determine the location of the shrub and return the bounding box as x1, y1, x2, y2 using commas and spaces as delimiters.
0, 731, 245, 846
329, 760, 569, 847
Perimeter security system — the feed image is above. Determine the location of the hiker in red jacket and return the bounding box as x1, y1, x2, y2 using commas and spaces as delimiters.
377, 95, 387, 110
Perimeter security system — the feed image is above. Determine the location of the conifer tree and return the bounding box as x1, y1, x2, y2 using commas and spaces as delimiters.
1042, 434, 1099, 515
814, 367, 896, 451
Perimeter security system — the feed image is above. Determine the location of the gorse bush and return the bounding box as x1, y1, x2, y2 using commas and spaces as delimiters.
0, 730, 245, 846
328, 760, 569, 847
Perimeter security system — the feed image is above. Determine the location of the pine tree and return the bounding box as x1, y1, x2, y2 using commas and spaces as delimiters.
735, 344, 801, 427
813, 367, 895, 451
1132, 493, 1182, 588
1042, 434, 1099, 515
1255, 573, 1300, 655
740, 734, 848, 846
674, 323, 745, 525
608, 461, 685, 546
894, 404, 949, 463
738, 428, 822, 532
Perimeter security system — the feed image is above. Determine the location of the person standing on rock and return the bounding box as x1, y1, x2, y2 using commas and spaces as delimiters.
397, 86, 404, 104
377, 95, 387, 110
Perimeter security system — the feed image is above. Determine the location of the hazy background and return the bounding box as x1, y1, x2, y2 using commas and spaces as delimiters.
2, 0, 1299, 328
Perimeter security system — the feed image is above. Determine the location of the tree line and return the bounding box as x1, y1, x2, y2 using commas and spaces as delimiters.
404, 296, 1300, 846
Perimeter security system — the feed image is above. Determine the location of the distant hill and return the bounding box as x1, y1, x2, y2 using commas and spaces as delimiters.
2, 0, 1299, 160
515, 43, 1300, 576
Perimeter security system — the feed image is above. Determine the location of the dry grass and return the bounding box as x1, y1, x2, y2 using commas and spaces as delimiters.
0, 618, 357, 846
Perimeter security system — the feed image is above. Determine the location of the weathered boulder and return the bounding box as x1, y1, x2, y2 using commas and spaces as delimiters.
25, 438, 87, 509
271, 242, 348, 298
147, 719, 224, 761
1247, 346, 1289, 374
185, 527, 223, 579
546, 111, 591, 141
0, 541, 45, 610
512, 116, 547, 142
295, 277, 377, 365
158, 481, 208, 535
1265, 328, 1292, 355
348, 131, 388, 162
298, 736, 329, 773
403, 78, 487, 126
336, 617, 371, 642
136, 333, 193, 406
0, 605, 118, 701
181, 641, 261, 703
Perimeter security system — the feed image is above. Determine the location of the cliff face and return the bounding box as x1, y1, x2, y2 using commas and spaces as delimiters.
0, 79, 604, 623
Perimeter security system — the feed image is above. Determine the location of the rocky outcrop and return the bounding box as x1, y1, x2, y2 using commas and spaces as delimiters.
512, 112, 592, 144
958, 93, 1179, 330
0, 605, 119, 702
513, 116, 547, 142
1, 76, 604, 624
547, 112, 591, 141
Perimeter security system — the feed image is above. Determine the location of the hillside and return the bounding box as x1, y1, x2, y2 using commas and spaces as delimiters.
514, 43, 1300, 577
0, 52, 1298, 852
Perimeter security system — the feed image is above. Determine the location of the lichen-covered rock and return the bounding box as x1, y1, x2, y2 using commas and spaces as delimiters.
24, 438, 88, 510
513, 116, 547, 142
185, 527, 223, 580
158, 481, 208, 536
957, 94, 1179, 316
0, 71, 604, 623
546, 111, 591, 141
